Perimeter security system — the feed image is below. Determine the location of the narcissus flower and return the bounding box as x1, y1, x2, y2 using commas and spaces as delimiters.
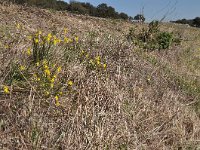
44, 69, 50, 76
55, 95, 60, 107
16, 23, 21, 29
20, 65, 26, 71
3, 86, 9, 94
34, 38, 39, 44
74, 36, 79, 43
57, 66, 62, 73
103, 63, 107, 69
68, 80, 73, 86
27, 48, 31, 56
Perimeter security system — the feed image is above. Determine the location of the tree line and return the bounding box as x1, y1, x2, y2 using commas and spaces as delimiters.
172, 17, 200, 28
6, 0, 138, 21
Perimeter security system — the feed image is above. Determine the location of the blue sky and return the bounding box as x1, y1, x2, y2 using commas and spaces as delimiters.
64, 0, 200, 22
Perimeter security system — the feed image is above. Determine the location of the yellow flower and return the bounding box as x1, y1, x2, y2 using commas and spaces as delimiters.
34, 38, 39, 44
81, 50, 85, 54
36, 62, 40, 67
20, 65, 26, 71
55, 95, 60, 107
33, 73, 37, 78
64, 28, 68, 34
96, 60, 100, 65
90, 59, 94, 65
43, 59, 48, 65
4, 45, 9, 49
53, 36, 59, 46
95, 56, 100, 61
55, 95, 59, 100
50, 83, 54, 88
53, 75, 57, 79
52, 64, 56, 68
57, 66, 62, 73
50, 77, 55, 83
45, 91, 50, 96
103, 63, 107, 69
38, 31, 42, 35
58, 91, 63, 96
27, 48, 31, 56
64, 37, 69, 43
47, 33, 52, 42
44, 64, 49, 69
74, 36, 79, 43
55, 101, 60, 107
16, 23, 20, 29
3, 86, 9, 94
68, 80, 73, 86
44, 69, 51, 76
37, 77, 41, 81
53, 40, 57, 46
147, 76, 151, 81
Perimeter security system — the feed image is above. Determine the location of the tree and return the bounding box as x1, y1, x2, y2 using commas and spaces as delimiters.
119, 12, 129, 20
8, 0, 131, 21
55, 1, 69, 11
96, 3, 108, 18
193, 17, 200, 27
82, 2, 96, 16
134, 14, 145, 22
68, 1, 89, 14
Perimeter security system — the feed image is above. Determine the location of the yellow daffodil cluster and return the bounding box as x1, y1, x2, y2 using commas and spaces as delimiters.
64, 37, 72, 44
53, 35, 61, 46
32, 30, 76, 47
32, 59, 64, 105
80, 50, 107, 70
54, 90, 64, 107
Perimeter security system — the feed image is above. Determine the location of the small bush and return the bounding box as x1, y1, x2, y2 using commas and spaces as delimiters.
127, 20, 181, 50
157, 32, 173, 49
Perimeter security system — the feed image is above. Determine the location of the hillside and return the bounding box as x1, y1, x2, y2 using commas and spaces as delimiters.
0, 3, 200, 150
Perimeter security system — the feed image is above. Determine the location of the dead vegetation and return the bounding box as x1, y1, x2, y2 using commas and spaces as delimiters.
0, 3, 200, 150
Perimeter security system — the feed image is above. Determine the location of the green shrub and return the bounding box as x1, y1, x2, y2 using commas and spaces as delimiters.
157, 32, 173, 49
127, 20, 180, 50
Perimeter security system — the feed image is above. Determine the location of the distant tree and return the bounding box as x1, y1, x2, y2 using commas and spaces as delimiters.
134, 14, 145, 22
8, 0, 131, 21
55, 1, 69, 11
193, 17, 200, 27
107, 6, 118, 18
82, 2, 96, 16
96, 3, 108, 18
69, 1, 89, 14
119, 12, 129, 20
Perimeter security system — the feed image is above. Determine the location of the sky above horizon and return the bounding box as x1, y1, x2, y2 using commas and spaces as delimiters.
64, 0, 200, 22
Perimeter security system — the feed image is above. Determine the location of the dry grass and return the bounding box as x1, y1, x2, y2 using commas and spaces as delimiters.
0, 2, 200, 150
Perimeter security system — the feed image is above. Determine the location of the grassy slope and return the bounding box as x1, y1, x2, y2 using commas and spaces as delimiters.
0, 3, 200, 150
